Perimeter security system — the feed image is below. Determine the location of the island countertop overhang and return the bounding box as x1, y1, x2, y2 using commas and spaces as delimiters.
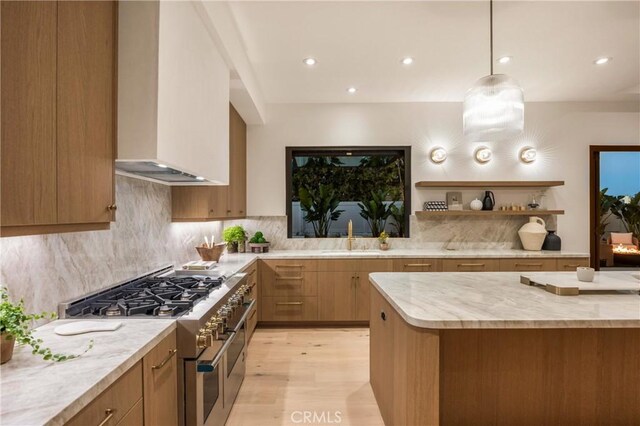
369, 271, 640, 329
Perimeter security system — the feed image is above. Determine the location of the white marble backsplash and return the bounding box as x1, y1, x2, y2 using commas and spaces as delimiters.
0, 175, 220, 316
227, 214, 558, 251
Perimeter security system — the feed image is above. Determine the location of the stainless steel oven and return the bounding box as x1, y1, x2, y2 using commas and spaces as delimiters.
184, 299, 255, 426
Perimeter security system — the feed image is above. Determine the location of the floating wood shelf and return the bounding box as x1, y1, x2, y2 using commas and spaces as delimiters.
415, 210, 565, 218
415, 181, 565, 188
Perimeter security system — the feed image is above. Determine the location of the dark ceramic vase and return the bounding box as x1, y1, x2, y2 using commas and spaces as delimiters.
541, 230, 561, 251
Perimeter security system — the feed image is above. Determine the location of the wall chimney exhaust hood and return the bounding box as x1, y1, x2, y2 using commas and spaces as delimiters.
116, 0, 229, 185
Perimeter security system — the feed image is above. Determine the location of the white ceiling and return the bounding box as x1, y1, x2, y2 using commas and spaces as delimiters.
227, 1, 640, 103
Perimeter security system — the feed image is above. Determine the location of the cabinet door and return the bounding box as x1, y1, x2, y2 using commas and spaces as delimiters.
370, 287, 395, 425
143, 330, 178, 426
356, 260, 392, 321
171, 186, 211, 220
57, 0, 116, 224
317, 271, 357, 321
442, 259, 499, 272
499, 258, 556, 272
1, 1, 57, 227
228, 104, 246, 218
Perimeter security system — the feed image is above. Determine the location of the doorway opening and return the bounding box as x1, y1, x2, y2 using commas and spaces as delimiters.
589, 145, 640, 270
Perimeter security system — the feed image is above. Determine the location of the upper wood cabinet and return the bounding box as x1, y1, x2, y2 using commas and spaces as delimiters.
1, 0, 117, 237
171, 104, 247, 221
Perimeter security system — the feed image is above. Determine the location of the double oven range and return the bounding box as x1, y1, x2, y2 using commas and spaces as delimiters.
59, 265, 255, 426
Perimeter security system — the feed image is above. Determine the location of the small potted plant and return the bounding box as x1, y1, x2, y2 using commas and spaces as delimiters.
0, 288, 92, 364
378, 231, 390, 251
223, 225, 247, 253
248, 231, 270, 253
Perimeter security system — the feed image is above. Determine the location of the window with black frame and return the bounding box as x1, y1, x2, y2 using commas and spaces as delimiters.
286, 147, 411, 238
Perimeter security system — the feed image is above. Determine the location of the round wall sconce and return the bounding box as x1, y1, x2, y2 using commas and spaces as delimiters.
519, 146, 537, 163
474, 146, 492, 164
430, 147, 447, 163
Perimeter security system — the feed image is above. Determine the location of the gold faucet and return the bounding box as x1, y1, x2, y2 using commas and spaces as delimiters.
347, 220, 355, 251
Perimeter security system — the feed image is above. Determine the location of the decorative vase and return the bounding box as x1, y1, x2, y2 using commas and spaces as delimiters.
470, 199, 483, 211
482, 190, 495, 211
518, 216, 547, 251
1, 332, 15, 365
379, 242, 389, 251
541, 230, 561, 251
227, 241, 238, 253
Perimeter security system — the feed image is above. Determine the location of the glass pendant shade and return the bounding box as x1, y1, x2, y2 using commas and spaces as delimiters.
463, 74, 524, 141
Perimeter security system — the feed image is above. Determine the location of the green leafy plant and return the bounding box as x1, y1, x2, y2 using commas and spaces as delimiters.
358, 189, 395, 237
389, 204, 405, 237
611, 191, 640, 238
249, 231, 268, 244
0, 288, 92, 362
223, 225, 246, 243
299, 185, 344, 238
378, 231, 389, 243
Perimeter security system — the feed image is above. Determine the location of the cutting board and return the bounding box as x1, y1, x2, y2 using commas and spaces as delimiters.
54, 321, 123, 336
520, 271, 640, 296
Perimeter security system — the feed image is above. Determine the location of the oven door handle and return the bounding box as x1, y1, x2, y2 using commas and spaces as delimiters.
233, 299, 257, 333
197, 332, 236, 373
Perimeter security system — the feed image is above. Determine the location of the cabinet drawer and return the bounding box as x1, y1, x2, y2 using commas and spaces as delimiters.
261, 297, 318, 321
66, 362, 142, 426
143, 330, 178, 426
392, 258, 442, 272
442, 259, 499, 272
317, 259, 361, 272
556, 257, 590, 271
117, 398, 143, 426
261, 259, 317, 272
499, 258, 556, 272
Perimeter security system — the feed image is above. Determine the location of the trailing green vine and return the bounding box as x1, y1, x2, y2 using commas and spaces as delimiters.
1, 288, 93, 362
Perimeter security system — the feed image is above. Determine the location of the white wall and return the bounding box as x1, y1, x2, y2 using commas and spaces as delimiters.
246, 102, 640, 252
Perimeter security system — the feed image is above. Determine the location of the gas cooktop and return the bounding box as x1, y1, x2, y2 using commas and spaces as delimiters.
62, 269, 225, 318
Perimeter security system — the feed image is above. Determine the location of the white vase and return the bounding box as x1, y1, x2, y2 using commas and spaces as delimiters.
470, 199, 483, 211
518, 217, 547, 251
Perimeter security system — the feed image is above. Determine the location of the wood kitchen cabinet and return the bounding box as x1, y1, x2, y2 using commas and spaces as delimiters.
65, 330, 177, 426
143, 331, 178, 426
242, 262, 259, 342
442, 258, 499, 272
392, 258, 443, 272
260, 260, 318, 322
556, 257, 590, 270
499, 258, 556, 272
171, 104, 246, 221
1, 0, 117, 237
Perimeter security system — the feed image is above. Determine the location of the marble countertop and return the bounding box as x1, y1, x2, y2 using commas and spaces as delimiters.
369, 271, 640, 329
0, 319, 175, 426
245, 248, 588, 259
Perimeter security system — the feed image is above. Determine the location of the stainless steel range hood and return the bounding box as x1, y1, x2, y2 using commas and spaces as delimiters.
115, 161, 208, 184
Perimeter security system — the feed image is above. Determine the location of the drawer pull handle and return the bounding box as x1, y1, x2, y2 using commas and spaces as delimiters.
275, 265, 304, 268
515, 263, 543, 267
564, 264, 580, 268
405, 263, 432, 267
381, 311, 386, 321
98, 409, 115, 426
152, 349, 177, 370
276, 302, 303, 306
458, 263, 485, 267
275, 277, 304, 281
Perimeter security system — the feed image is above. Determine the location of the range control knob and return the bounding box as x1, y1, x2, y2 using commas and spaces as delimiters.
196, 328, 213, 348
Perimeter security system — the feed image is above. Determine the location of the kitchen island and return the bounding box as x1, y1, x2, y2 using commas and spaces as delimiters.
369, 271, 640, 425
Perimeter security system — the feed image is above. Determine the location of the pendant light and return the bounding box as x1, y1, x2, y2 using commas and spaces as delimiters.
463, 0, 524, 141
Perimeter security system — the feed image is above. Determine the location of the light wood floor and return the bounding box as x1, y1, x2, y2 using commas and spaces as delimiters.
227, 328, 384, 426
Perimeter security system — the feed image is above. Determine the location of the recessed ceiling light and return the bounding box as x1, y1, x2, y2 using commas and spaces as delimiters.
196, 176, 205, 181
303, 57, 317, 66
157, 164, 168, 168
474, 147, 492, 164
497, 56, 511, 64
594, 57, 612, 65
401, 57, 414, 65
519, 146, 537, 163
430, 147, 447, 164
347, 87, 357, 94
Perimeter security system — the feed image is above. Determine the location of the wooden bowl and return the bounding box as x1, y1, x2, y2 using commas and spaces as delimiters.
195, 243, 225, 262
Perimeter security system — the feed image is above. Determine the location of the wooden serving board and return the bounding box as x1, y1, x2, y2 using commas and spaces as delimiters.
520, 271, 640, 296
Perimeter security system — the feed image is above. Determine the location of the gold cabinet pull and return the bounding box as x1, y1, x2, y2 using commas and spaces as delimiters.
564, 264, 580, 268
97, 409, 115, 426
275, 276, 303, 281
458, 263, 485, 267
275, 264, 304, 268
152, 349, 177, 370
276, 302, 303, 306
405, 263, 432, 267
515, 263, 543, 267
